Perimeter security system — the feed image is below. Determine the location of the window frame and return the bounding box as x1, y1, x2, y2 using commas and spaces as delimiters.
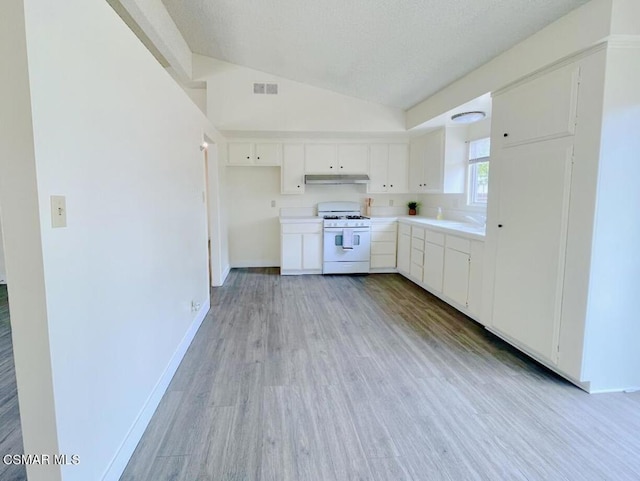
466, 137, 490, 207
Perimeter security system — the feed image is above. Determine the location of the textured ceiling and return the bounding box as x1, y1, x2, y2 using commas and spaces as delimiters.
162, 0, 589, 109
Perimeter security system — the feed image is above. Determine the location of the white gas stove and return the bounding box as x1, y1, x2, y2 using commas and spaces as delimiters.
317, 202, 371, 274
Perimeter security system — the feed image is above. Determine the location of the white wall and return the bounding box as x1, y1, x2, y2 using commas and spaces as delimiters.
406, 0, 615, 128
194, 56, 406, 133
3, 1, 214, 480
583, 44, 640, 391
1, 3, 61, 480
226, 167, 415, 267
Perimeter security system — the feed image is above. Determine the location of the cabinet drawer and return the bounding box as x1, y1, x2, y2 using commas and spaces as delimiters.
410, 264, 423, 282
446, 235, 471, 254
372, 222, 397, 233
372, 231, 397, 242
371, 254, 396, 269
411, 237, 425, 252
411, 248, 424, 266
372, 242, 396, 255
425, 230, 445, 246
398, 223, 411, 236
411, 226, 425, 239
281, 223, 322, 234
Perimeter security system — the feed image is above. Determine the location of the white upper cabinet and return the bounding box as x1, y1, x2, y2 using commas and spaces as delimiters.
305, 143, 369, 174
228, 142, 253, 165
409, 128, 466, 194
337, 144, 368, 173
368, 143, 408, 193
255, 143, 282, 165
499, 63, 580, 147
305, 144, 337, 173
281, 144, 305, 194
228, 142, 282, 166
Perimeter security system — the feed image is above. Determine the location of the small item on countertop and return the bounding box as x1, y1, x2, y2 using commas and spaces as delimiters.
437, 207, 444, 220
407, 200, 420, 215
364, 198, 372, 217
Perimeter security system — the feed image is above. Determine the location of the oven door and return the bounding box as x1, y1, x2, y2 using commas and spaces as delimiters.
323, 228, 371, 262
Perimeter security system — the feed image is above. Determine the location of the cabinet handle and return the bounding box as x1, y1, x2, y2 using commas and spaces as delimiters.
330, 166, 333, 169
340, 166, 343, 169
390, 184, 393, 187
383, 184, 386, 187
498, 224, 503, 228
257, 156, 260, 160
297, 185, 300, 188
246, 156, 250, 159
503, 133, 509, 138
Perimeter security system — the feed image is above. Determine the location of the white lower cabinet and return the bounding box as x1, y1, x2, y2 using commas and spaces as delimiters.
423, 231, 445, 293
370, 221, 398, 270
398, 220, 484, 323
467, 241, 484, 320
397, 223, 411, 275
280, 222, 322, 275
443, 246, 470, 307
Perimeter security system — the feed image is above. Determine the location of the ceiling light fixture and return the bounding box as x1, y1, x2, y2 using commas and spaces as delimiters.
451, 111, 486, 124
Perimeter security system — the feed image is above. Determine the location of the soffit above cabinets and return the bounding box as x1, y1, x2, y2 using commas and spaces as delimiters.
162, 0, 588, 109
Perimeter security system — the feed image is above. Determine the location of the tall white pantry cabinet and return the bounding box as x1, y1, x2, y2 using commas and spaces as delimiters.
483, 42, 640, 393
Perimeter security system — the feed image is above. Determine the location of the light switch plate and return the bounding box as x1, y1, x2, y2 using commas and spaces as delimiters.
51, 195, 67, 228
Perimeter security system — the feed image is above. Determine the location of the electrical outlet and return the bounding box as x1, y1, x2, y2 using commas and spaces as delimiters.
191, 300, 201, 312
51, 195, 67, 228
271, 200, 276, 208
389, 199, 394, 206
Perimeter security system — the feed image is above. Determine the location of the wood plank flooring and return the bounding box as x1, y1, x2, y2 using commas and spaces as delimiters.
121, 269, 640, 481
0, 284, 26, 481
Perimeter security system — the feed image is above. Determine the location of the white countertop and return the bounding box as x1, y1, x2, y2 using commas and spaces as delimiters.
396, 216, 486, 240
279, 215, 485, 240
279, 216, 322, 223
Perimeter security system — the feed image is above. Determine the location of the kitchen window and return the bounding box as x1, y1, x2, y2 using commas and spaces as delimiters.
468, 137, 490, 205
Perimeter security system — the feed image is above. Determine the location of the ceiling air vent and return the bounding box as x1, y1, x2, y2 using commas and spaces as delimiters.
253, 83, 265, 94
266, 83, 278, 95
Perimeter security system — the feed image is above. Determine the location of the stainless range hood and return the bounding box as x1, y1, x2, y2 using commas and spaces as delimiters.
304, 174, 370, 185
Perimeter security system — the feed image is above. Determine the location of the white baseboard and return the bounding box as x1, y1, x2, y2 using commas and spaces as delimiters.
101, 298, 211, 481
230, 260, 279, 268
220, 265, 230, 284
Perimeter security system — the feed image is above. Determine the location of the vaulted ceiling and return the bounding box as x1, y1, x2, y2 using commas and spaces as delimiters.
162, 0, 589, 109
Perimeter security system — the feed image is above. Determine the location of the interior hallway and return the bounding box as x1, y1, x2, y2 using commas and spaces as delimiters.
121, 269, 640, 481
0, 284, 26, 481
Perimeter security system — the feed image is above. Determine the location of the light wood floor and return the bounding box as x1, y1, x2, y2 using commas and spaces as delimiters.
0, 284, 26, 481
121, 269, 640, 481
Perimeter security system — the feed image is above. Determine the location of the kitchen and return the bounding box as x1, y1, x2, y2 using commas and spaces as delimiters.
3, 1, 639, 481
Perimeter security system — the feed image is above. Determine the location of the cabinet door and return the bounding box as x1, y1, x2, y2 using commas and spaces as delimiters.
281, 144, 305, 194
423, 129, 444, 191
387, 144, 408, 193
281, 233, 303, 270
368, 144, 388, 193
443, 248, 470, 307
423, 242, 444, 293
491, 138, 573, 363
305, 144, 336, 173
499, 64, 580, 147
467, 241, 484, 320
409, 136, 426, 193
228, 142, 253, 165
302, 233, 322, 270
255, 143, 282, 166
338, 144, 368, 173
397, 233, 411, 274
